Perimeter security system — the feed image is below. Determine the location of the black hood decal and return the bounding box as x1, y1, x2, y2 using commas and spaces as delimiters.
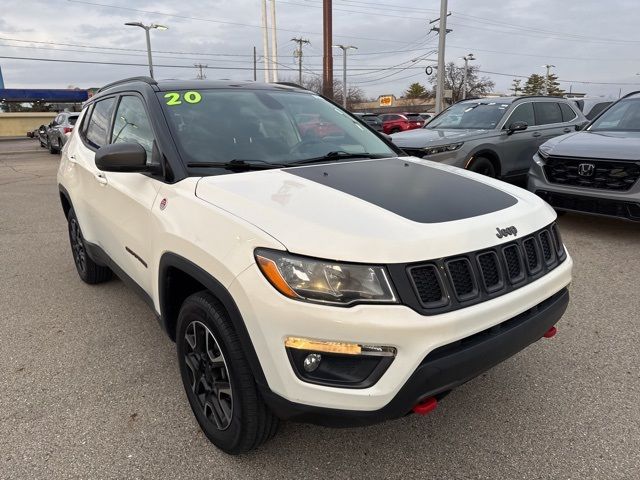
287, 158, 517, 223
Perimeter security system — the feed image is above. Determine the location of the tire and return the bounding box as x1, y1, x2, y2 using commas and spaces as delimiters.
176, 292, 279, 454
49, 136, 60, 154
389, 127, 401, 134
66, 208, 112, 284
467, 156, 497, 178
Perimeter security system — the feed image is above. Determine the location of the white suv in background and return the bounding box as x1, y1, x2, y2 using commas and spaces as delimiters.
58, 77, 573, 454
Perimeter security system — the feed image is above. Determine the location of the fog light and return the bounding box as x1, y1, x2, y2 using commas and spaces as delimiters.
303, 353, 322, 372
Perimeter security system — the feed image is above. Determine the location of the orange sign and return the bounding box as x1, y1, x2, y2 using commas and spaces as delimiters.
378, 95, 394, 107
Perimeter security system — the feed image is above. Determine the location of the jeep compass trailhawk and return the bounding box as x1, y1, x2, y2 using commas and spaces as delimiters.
58, 77, 572, 454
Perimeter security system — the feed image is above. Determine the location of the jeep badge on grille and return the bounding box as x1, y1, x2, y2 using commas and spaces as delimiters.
496, 226, 518, 238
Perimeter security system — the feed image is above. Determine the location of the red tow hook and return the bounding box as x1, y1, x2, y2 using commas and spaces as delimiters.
412, 397, 438, 416
543, 326, 558, 338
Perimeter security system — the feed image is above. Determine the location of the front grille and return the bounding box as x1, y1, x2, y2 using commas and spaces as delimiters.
537, 190, 640, 222
446, 258, 477, 300
409, 265, 445, 306
402, 223, 565, 314
543, 156, 640, 191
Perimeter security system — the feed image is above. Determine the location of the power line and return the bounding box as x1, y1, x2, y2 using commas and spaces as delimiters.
64, 0, 422, 45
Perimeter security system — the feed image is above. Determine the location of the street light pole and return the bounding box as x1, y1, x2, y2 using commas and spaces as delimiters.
461, 53, 475, 100
543, 64, 556, 95
333, 45, 357, 109
125, 22, 168, 79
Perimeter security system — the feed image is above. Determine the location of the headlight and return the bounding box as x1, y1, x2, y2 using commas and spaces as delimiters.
537, 145, 552, 159
255, 249, 397, 306
422, 142, 464, 156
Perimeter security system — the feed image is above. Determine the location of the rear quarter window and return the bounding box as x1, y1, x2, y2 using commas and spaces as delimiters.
559, 103, 577, 122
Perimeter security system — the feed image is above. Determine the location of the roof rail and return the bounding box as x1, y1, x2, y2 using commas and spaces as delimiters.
618, 90, 640, 100
97, 76, 158, 93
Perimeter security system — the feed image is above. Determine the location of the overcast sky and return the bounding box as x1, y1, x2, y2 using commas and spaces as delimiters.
1, 0, 640, 99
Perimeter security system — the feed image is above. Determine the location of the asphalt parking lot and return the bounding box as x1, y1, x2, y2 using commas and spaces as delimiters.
1, 138, 639, 479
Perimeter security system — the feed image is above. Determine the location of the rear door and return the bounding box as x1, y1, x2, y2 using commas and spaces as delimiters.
71, 97, 117, 244
533, 101, 567, 144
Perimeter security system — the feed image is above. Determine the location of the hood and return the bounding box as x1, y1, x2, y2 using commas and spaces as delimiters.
542, 131, 640, 161
195, 158, 555, 263
390, 128, 490, 148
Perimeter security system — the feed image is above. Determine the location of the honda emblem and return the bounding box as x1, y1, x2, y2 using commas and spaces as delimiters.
578, 163, 595, 177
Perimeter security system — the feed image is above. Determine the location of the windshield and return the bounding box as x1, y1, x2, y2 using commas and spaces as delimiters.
588, 99, 640, 132
427, 102, 509, 130
159, 89, 396, 165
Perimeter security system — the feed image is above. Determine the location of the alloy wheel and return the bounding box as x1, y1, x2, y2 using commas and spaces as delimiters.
69, 217, 86, 274
183, 321, 233, 430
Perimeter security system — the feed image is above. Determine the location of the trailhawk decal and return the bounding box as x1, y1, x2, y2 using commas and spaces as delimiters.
287, 158, 517, 223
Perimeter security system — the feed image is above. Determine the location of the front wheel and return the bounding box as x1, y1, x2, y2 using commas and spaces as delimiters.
467, 156, 497, 178
176, 292, 279, 454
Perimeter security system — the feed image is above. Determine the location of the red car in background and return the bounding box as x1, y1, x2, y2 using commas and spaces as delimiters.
379, 113, 425, 134
296, 113, 343, 138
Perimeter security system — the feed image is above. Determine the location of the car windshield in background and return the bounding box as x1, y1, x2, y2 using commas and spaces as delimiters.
427, 102, 509, 130
68, 116, 79, 125
588, 99, 640, 132
159, 89, 396, 165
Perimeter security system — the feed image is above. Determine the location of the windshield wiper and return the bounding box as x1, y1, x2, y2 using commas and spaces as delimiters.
288, 151, 388, 166
187, 159, 288, 170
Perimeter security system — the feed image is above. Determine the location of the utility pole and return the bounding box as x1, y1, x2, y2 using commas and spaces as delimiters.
194, 63, 207, 80
292, 38, 310, 85
322, 0, 334, 98
269, 0, 279, 82
253, 46, 257, 81
433, 0, 449, 113
461, 53, 475, 100
261, 0, 270, 82
333, 45, 357, 109
543, 64, 556, 95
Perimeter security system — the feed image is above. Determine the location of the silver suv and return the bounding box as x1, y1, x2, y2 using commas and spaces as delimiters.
528, 91, 640, 222
391, 96, 587, 180
46, 112, 80, 154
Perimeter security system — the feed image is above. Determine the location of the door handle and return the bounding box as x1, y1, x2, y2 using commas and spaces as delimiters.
532, 132, 542, 137
94, 172, 108, 185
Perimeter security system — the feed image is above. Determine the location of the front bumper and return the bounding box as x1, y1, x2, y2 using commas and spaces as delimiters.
528, 154, 640, 222
263, 288, 569, 427
228, 252, 572, 414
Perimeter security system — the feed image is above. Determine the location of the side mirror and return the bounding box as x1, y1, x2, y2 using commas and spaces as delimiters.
507, 121, 528, 134
95, 143, 148, 172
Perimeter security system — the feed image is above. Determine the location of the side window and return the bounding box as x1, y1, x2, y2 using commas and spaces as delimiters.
86, 98, 116, 148
111, 96, 155, 162
534, 102, 563, 125
559, 103, 577, 122
506, 103, 535, 127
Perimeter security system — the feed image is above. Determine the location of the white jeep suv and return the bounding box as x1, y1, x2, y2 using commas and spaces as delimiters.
57, 77, 573, 454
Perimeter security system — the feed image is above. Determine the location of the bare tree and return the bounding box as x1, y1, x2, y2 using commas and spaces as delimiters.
429, 62, 495, 103
281, 75, 365, 109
